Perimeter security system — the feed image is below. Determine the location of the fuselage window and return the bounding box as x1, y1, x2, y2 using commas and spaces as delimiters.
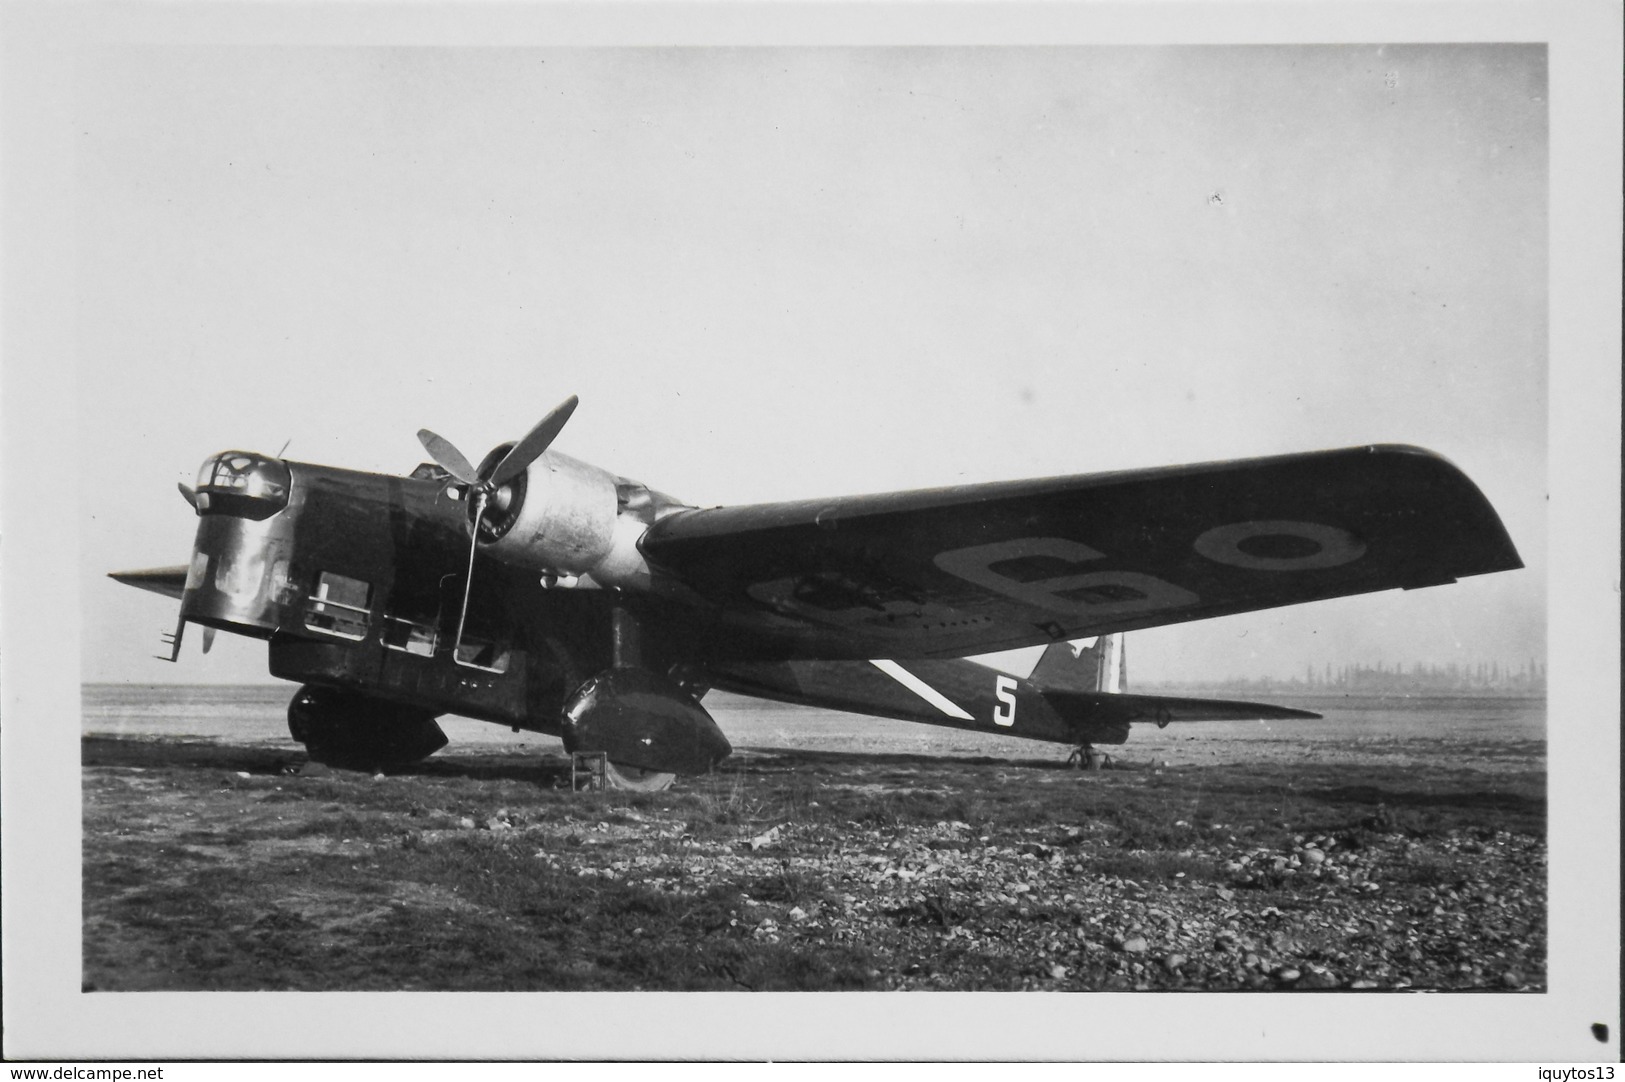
213, 552, 266, 600
453, 636, 511, 673
268, 559, 292, 603
383, 617, 437, 657
185, 551, 210, 592
304, 571, 372, 640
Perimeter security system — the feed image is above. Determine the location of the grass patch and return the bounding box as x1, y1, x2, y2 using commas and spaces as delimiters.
736, 859, 833, 908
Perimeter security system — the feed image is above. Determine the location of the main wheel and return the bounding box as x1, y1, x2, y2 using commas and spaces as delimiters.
603, 760, 676, 792
286, 685, 447, 770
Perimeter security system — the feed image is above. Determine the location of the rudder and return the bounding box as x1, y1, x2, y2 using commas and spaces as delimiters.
1030, 634, 1125, 694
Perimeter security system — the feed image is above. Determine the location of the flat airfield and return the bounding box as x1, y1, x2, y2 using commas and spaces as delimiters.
82, 684, 1546, 992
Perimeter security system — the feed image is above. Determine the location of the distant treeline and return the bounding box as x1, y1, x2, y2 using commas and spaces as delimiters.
1149, 659, 1546, 697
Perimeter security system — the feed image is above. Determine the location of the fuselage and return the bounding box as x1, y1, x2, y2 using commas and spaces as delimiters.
181, 450, 642, 736
174, 449, 1128, 751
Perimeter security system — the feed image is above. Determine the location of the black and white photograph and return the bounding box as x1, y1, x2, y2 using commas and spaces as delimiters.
3, 0, 1619, 1065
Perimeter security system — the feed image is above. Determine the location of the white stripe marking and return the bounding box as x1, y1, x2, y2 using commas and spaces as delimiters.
869, 659, 975, 721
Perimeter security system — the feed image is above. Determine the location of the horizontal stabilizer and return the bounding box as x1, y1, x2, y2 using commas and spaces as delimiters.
1041, 689, 1321, 728
108, 566, 190, 600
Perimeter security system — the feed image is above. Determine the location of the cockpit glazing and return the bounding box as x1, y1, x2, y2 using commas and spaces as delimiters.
194, 452, 291, 519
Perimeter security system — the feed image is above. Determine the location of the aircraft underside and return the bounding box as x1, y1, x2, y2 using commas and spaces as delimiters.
253, 609, 1314, 789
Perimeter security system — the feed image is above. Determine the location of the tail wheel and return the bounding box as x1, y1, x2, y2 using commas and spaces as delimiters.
604, 760, 676, 792
1066, 746, 1111, 771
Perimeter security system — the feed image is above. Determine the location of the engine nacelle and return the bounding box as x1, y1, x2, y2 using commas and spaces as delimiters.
476, 450, 652, 588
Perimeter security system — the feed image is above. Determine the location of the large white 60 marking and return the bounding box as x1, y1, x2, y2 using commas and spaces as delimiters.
935, 521, 1365, 616
934, 538, 1198, 617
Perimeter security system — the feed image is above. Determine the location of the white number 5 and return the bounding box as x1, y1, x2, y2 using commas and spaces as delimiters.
994, 675, 1017, 727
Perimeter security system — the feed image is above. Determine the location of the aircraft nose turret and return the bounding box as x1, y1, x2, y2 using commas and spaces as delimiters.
180, 451, 292, 519
177, 451, 298, 639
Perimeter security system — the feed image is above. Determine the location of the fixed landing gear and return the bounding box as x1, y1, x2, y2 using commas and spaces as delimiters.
604, 761, 677, 792
287, 685, 448, 771
1066, 744, 1113, 771
571, 750, 678, 792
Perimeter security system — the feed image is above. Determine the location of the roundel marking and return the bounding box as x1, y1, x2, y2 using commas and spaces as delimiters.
1193, 520, 1366, 572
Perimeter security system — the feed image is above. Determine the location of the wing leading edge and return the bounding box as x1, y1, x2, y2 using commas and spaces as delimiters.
644, 444, 1521, 661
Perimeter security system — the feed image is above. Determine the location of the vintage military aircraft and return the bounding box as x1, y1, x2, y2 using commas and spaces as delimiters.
111, 396, 1522, 789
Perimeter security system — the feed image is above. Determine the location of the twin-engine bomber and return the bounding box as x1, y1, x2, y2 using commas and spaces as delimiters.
112, 396, 1523, 789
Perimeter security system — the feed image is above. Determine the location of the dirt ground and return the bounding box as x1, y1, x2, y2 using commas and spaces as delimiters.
82, 689, 1546, 993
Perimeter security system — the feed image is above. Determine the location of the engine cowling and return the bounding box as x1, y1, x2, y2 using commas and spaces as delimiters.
473, 449, 652, 588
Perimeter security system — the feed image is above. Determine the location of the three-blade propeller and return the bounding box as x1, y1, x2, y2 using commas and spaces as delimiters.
415, 395, 579, 654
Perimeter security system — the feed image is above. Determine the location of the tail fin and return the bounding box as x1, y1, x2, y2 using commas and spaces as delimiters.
1030, 634, 1126, 694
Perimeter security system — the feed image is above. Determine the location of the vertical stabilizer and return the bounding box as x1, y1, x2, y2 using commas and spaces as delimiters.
1030, 634, 1126, 694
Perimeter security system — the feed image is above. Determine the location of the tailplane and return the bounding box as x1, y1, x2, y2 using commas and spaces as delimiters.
1030, 634, 1125, 694
1031, 633, 1323, 726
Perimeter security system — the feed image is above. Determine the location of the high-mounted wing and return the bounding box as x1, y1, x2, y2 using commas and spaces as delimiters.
641, 445, 1521, 661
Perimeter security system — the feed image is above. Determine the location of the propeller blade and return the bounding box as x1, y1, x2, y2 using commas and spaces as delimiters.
416, 429, 481, 486
201, 626, 216, 654
422, 394, 578, 656
488, 395, 579, 489
177, 482, 199, 509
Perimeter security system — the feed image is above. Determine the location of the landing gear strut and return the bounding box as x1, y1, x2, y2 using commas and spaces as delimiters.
1066, 744, 1112, 771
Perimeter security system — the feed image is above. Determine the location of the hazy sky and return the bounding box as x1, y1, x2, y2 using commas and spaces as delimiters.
76, 44, 1548, 684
